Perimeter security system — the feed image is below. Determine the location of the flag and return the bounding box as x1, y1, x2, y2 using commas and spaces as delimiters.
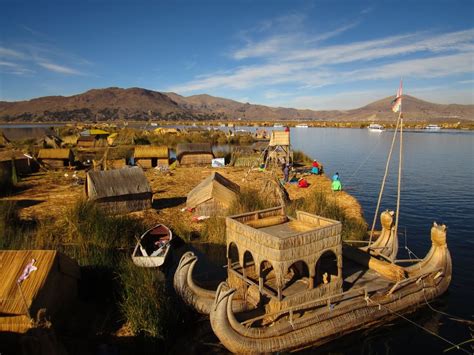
391, 79, 403, 112
17, 259, 38, 284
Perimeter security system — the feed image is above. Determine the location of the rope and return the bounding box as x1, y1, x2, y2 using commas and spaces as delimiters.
344, 134, 384, 186
365, 297, 472, 354
369, 113, 401, 244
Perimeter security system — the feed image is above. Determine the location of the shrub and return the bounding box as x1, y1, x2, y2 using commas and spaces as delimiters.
118, 259, 176, 339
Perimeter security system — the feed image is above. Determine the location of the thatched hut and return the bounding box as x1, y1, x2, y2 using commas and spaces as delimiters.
176, 143, 214, 166
134, 146, 169, 168
85, 167, 152, 213
37, 148, 74, 169
0, 250, 80, 333
0, 150, 35, 175
186, 172, 240, 216
105, 148, 129, 169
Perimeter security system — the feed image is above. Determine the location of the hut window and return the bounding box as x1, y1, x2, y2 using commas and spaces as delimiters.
227, 242, 239, 269
283, 260, 309, 291
315, 251, 338, 286
243, 251, 257, 282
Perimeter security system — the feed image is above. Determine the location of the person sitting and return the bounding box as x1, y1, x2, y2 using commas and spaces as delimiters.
332, 172, 340, 181
331, 179, 342, 191
311, 160, 320, 174
298, 178, 309, 188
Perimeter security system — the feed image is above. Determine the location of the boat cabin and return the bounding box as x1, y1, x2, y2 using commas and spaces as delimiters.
225, 206, 342, 309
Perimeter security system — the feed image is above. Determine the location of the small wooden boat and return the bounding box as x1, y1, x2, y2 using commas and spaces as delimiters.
132, 224, 172, 267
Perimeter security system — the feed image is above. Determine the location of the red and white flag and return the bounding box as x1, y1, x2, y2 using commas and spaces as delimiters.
17, 259, 38, 284
391, 79, 403, 112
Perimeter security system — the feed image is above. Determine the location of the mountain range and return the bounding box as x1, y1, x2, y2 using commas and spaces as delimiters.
0, 87, 472, 122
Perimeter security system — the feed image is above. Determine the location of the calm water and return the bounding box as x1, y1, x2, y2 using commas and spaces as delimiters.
290, 127, 474, 354
3, 124, 473, 353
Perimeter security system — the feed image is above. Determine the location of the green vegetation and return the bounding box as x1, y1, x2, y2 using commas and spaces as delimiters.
293, 149, 314, 165
119, 259, 177, 340
0, 200, 180, 350
200, 188, 275, 244
287, 190, 367, 240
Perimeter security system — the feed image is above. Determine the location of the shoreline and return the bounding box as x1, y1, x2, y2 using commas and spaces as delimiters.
1, 120, 473, 130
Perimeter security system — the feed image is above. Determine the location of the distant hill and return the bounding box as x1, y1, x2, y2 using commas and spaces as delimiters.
1, 87, 472, 122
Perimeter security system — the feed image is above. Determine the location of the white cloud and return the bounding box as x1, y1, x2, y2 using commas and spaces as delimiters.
0, 46, 25, 59
170, 27, 474, 96
38, 61, 83, 75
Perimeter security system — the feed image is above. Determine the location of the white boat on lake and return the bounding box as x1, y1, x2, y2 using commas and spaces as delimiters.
273, 123, 283, 128
368, 123, 385, 132
425, 124, 441, 131
295, 124, 309, 128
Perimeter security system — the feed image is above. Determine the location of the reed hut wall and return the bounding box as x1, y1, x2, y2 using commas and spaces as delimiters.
176, 143, 214, 166
37, 149, 74, 169
269, 131, 290, 147
85, 167, 152, 214
77, 136, 96, 148
0, 250, 80, 333
134, 146, 169, 168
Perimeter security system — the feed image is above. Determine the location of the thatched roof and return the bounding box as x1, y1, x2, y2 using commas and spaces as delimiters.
176, 143, 213, 160
269, 131, 290, 146
86, 167, 151, 199
37, 148, 73, 160
134, 145, 169, 159
186, 172, 240, 209
0, 150, 30, 162
0, 250, 79, 316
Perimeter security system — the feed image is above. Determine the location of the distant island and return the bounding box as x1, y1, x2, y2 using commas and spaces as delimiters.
0, 87, 473, 123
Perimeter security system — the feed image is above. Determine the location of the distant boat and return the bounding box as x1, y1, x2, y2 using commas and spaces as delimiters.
132, 224, 173, 267
368, 123, 385, 132
273, 123, 284, 128
150, 122, 158, 127
295, 124, 309, 128
425, 124, 441, 131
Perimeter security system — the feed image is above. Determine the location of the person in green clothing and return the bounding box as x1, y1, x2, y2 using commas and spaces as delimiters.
331, 179, 342, 191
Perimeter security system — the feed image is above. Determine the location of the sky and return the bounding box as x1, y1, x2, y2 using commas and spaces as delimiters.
0, 0, 473, 110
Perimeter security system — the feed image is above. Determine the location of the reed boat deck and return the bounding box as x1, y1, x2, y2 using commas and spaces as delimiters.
231, 257, 391, 300
257, 219, 319, 239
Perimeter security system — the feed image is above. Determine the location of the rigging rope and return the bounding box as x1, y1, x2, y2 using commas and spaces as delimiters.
344, 134, 384, 187
364, 297, 472, 354
369, 113, 401, 244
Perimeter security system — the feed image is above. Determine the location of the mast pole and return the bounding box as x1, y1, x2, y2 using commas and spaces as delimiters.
394, 83, 403, 246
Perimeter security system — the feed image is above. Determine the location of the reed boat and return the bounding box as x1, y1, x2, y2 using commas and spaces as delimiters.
132, 224, 172, 267
174, 208, 398, 315
210, 220, 451, 353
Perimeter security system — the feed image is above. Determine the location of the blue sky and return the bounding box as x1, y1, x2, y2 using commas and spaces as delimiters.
0, 0, 473, 109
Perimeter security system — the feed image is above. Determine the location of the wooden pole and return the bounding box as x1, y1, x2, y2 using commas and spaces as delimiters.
17, 282, 32, 321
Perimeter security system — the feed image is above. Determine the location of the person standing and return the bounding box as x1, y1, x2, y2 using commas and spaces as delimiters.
283, 163, 289, 183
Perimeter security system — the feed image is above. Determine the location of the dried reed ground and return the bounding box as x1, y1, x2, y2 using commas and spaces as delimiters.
1, 166, 365, 232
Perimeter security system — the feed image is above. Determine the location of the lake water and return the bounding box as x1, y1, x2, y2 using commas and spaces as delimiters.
292, 127, 474, 354
3, 124, 473, 353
